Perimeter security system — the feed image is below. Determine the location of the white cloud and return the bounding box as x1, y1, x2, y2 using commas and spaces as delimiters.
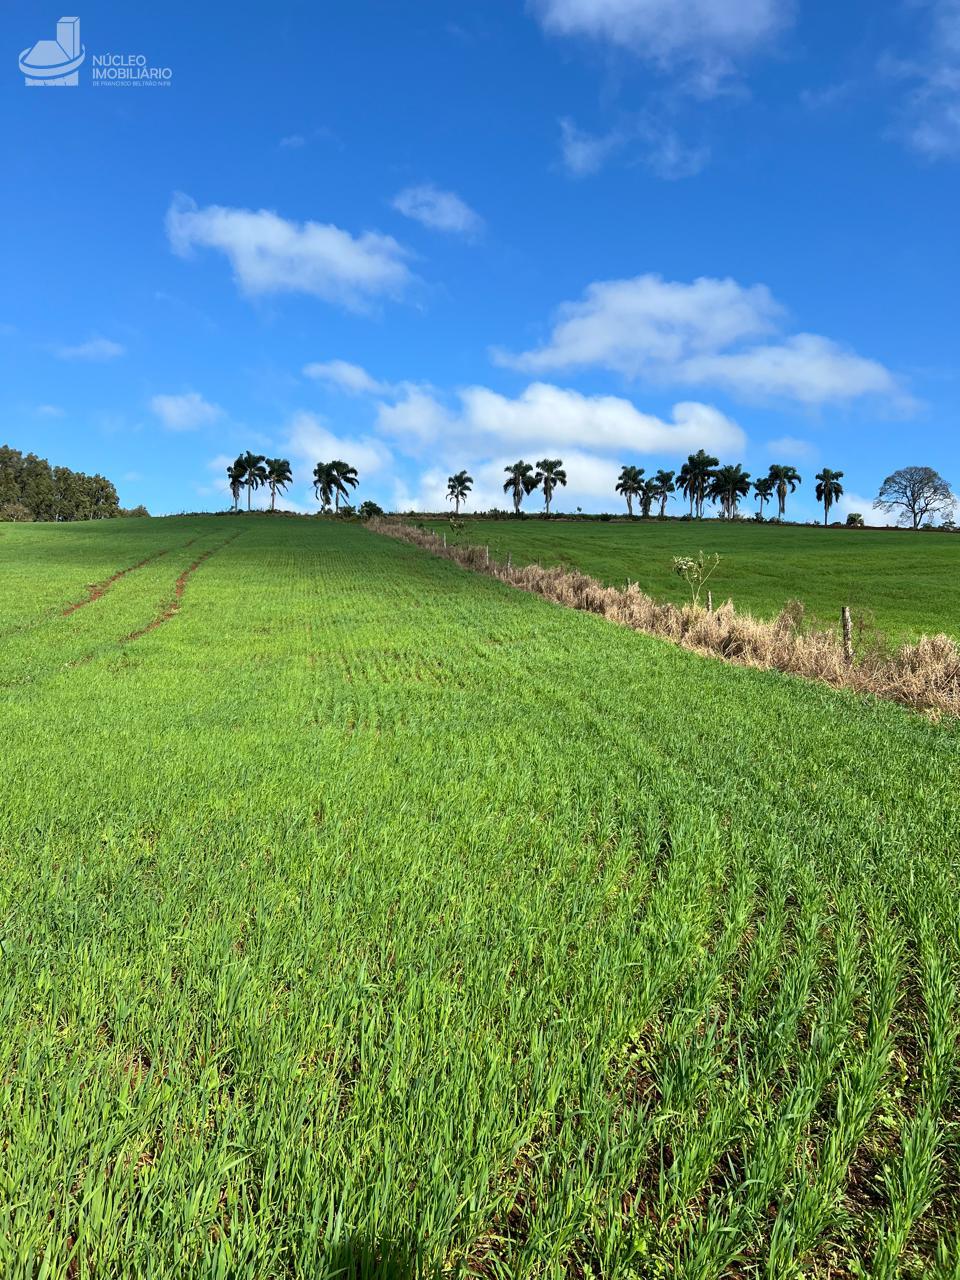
531, 0, 792, 89
279, 133, 306, 148
376, 381, 745, 458
150, 391, 224, 431
835, 489, 889, 529
303, 359, 392, 396
284, 411, 393, 485
391, 184, 484, 237
494, 274, 903, 406
36, 404, 64, 417
57, 337, 125, 361
166, 194, 414, 311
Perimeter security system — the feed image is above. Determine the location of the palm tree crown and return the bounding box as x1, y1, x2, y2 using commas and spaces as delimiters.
312, 461, 335, 512
329, 460, 359, 512
680, 451, 719, 518
709, 464, 751, 519
503, 461, 537, 515
767, 464, 802, 520
652, 470, 676, 518
240, 452, 267, 511
754, 475, 775, 518
264, 458, 292, 512
226, 456, 246, 513
615, 465, 644, 517
446, 470, 473, 516
535, 458, 567, 517
815, 469, 844, 526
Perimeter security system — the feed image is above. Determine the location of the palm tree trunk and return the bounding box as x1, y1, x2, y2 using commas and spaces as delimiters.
247, 485, 251, 512
271, 484, 276, 513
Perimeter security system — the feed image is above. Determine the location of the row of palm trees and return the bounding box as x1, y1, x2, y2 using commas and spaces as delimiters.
226, 455, 360, 513
227, 452, 292, 512
446, 452, 846, 525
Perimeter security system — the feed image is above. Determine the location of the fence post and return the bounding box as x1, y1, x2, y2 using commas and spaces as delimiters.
841, 606, 853, 665
707, 590, 713, 614
485, 545, 490, 567
442, 531, 447, 549
507, 551, 512, 571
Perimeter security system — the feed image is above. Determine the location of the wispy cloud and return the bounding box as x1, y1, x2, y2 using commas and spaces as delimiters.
279, 133, 306, 148
531, 0, 793, 95
559, 116, 709, 179
166, 194, 414, 311
57, 337, 125, 361
391, 183, 484, 237
36, 404, 64, 417
303, 359, 393, 396
886, 0, 960, 159
493, 274, 906, 407
150, 391, 224, 431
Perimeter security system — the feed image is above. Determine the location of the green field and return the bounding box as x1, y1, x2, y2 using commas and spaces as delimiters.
1, 515, 959, 1278
424, 518, 960, 643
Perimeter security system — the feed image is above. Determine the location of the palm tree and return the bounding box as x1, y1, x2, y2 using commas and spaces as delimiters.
226, 456, 246, 513
535, 458, 567, 517
503, 461, 537, 515
264, 458, 292, 512
680, 451, 719, 518
329, 460, 359, 512
313, 461, 334, 512
615, 465, 644, 517
815, 468, 844, 526
767, 464, 802, 521
652, 469, 676, 518
754, 476, 774, 519
447, 470, 473, 515
709, 464, 751, 519
639, 478, 659, 518
240, 451, 267, 511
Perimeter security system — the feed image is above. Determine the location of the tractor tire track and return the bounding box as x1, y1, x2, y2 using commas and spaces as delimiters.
122, 533, 241, 643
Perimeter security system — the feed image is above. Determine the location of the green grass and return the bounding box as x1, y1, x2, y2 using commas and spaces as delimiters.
1, 514, 958, 1278
423, 517, 960, 643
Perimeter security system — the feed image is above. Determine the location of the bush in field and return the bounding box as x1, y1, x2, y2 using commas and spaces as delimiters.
358, 500, 384, 520
0, 501, 34, 522
672, 550, 722, 607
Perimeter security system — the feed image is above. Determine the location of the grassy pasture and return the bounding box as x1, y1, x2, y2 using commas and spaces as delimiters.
0, 515, 959, 1278
423, 518, 960, 643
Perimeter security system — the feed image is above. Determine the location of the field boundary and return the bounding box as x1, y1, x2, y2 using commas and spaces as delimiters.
369, 519, 960, 715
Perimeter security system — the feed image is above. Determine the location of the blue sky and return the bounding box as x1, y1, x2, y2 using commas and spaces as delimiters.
2, 0, 958, 520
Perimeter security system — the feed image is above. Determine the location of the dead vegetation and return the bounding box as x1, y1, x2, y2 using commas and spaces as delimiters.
370, 519, 960, 715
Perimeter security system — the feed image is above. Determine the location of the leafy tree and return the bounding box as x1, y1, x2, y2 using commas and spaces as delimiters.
876, 466, 955, 530
753, 475, 774, 519
615, 465, 644, 517
313, 462, 335, 512
0, 501, 33, 522
240, 451, 268, 511
446, 470, 473, 515
709, 464, 751, 519
814, 468, 844, 526
265, 458, 293, 512
846, 512, 864, 528
535, 458, 567, 517
329, 460, 359, 512
0, 445, 121, 521
226, 457, 246, 513
767, 464, 802, 521
358, 499, 384, 519
652, 469, 676, 518
503, 461, 537, 515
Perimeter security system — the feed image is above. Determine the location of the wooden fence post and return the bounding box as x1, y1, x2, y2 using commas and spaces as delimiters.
485, 545, 490, 568
707, 590, 713, 614
442, 531, 447, 549
507, 551, 512, 571
841, 606, 853, 665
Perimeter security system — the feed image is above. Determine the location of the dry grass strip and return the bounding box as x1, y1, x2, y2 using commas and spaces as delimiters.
369, 520, 960, 716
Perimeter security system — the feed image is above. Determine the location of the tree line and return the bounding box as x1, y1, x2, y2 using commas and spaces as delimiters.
447, 453, 955, 529
0, 445, 145, 522
225, 454, 361, 514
